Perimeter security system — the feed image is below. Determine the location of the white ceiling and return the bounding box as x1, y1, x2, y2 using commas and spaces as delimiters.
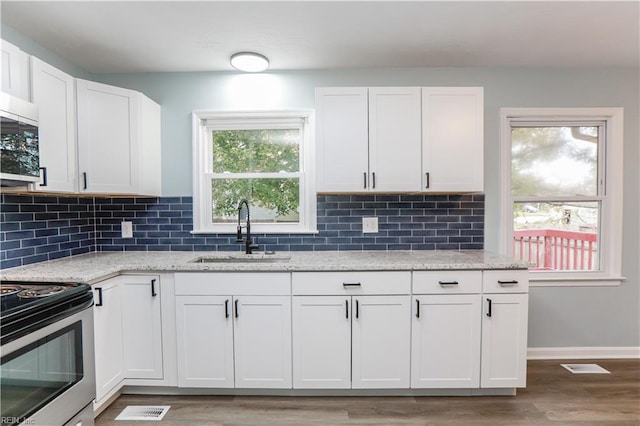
1, 1, 638, 74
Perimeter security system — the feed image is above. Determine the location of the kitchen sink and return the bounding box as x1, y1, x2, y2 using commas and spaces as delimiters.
190, 254, 291, 264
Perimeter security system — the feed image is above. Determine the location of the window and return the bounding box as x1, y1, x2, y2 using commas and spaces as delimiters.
500, 108, 623, 286
192, 111, 316, 234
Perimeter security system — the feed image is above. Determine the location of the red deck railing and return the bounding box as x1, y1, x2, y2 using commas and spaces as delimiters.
513, 229, 598, 271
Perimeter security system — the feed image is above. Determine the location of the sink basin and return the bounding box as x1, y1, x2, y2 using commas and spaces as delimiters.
190, 254, 291, 264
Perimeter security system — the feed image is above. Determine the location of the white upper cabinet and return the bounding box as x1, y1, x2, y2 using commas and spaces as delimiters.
1, 39, 30, 101
368, 87, 422, 192
315, 88, 369, 192
422, 87, 484, 192
76, 79, 161, 195
316, 87, 422, 193
31, 57, 77, 192
316, 86, 484, 193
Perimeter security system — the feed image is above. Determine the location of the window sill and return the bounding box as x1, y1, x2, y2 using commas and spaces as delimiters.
529, 275, 626, 287
191, 228, 319, 235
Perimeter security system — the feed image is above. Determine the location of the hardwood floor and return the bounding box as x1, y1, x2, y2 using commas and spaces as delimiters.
95, 359, 640, 425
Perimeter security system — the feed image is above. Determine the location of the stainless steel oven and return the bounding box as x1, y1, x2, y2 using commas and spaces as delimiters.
1, 282, 95, 426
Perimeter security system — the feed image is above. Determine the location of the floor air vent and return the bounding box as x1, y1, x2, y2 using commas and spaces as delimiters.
115, 405, 170, 421
561, 363, 610, 374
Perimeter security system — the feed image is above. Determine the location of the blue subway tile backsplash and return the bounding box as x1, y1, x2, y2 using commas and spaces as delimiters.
1, 193, 484, 269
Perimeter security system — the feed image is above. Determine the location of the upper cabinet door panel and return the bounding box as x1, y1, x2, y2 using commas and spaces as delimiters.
422, 87, 484, 192
1, 40, 30, 101
316, 88, 369, 192
76, 79, 139, 194
368, 87, 422, 192
31, 57, 77, 192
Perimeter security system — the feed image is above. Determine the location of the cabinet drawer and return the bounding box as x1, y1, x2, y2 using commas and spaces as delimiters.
174, 272, 290, 296
292, 271, 410, 295
412, 271, 481, 294
482, 270, 529, 293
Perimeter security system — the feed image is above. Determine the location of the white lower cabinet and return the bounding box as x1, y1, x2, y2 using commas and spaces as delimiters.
291, 272, 412, 389
292, 296, 351, 388
174, 273, 292, 389
175, 295, 234, 388
411, 271, 482, 388
93, 274, 166, 411
92, 278, 124, 404
411, 294, 481, 388
481, 270, 529, 388
121, 275, 163, 380
352, 295, 411, 388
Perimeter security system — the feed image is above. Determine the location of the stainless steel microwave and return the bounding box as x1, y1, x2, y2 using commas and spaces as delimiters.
0, 92, 39, 186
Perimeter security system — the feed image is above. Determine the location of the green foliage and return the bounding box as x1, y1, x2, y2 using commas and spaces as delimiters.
211, 129, 301, 221
212, 129, 299, 173
511, 126, 598, 197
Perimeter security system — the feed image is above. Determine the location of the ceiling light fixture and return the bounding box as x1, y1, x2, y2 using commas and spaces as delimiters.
230, 52, 270, 73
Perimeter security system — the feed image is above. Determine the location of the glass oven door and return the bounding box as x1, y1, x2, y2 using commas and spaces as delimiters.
0, 305, 95, 426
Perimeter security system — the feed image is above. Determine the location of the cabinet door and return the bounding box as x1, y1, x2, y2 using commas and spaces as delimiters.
422, 87, 484, 192
93, 279, 124, 402
1, 40, 30, 100
175, 295, 234, 388
481, 293, 529, 388
316, 88, 369, 192
292, 296, 352, 389
352, 295, 411, 389
368, 87, 422, 192
76, 79, 139, 193
121, 275, 163, 379
31, 57, 77, 192
234, 296, 292, 389
411, 295, 481, 388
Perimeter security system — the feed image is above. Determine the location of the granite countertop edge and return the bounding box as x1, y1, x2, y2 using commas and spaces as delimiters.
0, 250, 528, 284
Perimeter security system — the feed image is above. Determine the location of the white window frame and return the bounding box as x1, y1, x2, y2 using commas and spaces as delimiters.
191, 110, 317, 234
500, 107, 624, 287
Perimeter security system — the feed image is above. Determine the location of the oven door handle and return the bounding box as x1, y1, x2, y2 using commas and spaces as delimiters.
95, 287, 103, 306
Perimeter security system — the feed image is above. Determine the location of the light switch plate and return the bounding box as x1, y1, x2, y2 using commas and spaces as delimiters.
121, 221, 133, 238
362, 217, 378, 233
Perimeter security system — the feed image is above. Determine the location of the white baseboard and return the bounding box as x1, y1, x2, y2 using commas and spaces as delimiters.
528, 346, 640, 360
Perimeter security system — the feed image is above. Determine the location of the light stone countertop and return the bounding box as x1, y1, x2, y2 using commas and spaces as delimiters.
0, 250, 528, 284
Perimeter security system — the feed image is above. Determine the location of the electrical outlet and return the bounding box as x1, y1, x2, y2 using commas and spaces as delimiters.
121, 221, 133, 238
362, 217, 378, 233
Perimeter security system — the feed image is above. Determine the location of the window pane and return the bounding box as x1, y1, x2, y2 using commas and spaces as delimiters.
513, 201, 599, 271
211, 178, 300, 223
511, 126, 598, 197
212, 129, 300, 173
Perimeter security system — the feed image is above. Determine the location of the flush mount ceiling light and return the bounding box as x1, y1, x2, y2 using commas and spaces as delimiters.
230, 52, 270, 72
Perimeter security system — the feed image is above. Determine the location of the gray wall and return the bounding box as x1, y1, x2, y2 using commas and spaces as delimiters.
4, 27, 639, 349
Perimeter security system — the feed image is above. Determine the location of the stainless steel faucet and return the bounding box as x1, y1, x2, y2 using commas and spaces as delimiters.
236, 199, 259, 254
